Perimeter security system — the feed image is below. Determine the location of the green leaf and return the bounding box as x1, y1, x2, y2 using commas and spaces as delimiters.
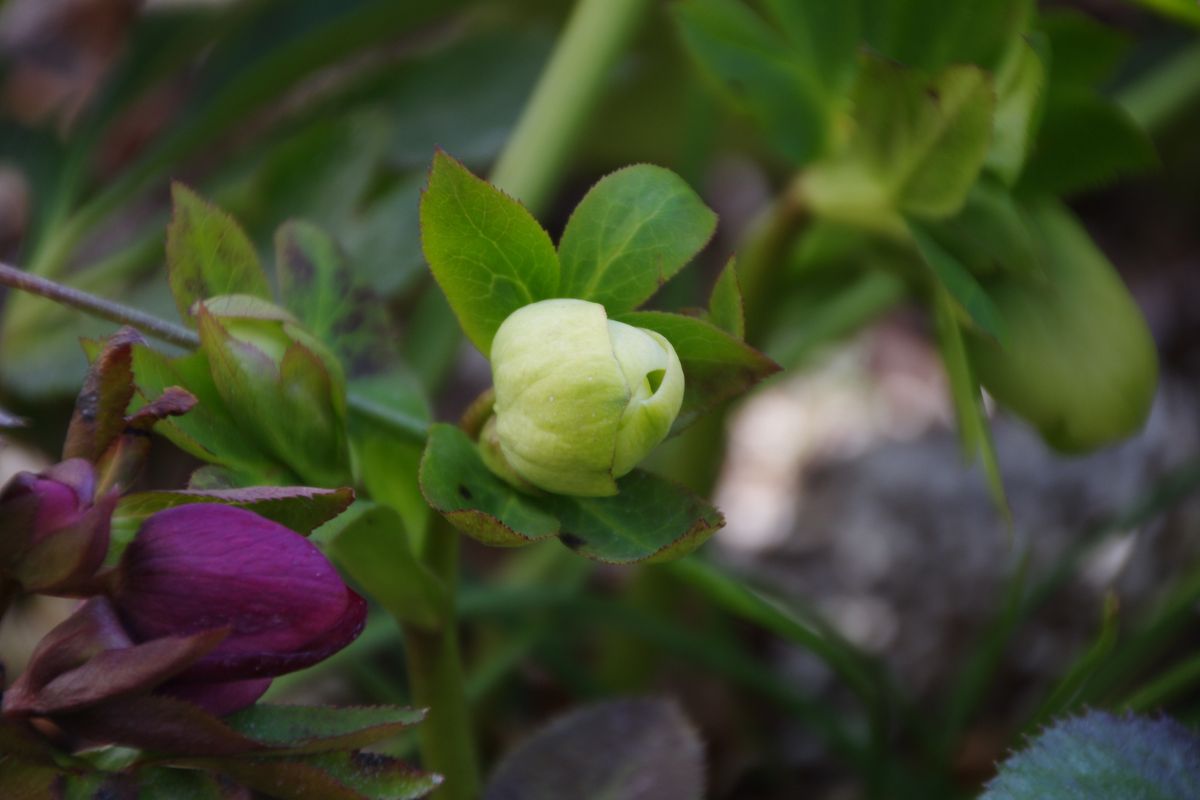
211, 751, 440, 800
673, 0, 831, 165
419, 151, 559, 354
538, 471, 724, 564
987, 40, 1046, 185
128, 345, 286, 482
761, 0, 860, 95
1018, 88, 1156, 196
483, 698, 704, 800
931, 179, 1040, 278
115, 486, 354, 539
223, 704, 426, 755
982, 711, 1200, 799
63, 328, 140, 462
136, 767, 227, 799
419, 424, 560, 548
420, 425, 724, 563
166, 184, 271, 324
910, 222, 1008, 344
862, 0, 1029, 72
932, 287, 1008, 516
323, 502, 446, 630
275, 220, 400, 378
616, 311, 780, 433
1039, 9, 1129, 88
707, 258, 745, 339
802, 59, 995, 225
557, 165, 717, 314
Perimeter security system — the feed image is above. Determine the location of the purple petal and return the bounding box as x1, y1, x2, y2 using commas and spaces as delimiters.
159, 678, 272, 717
114, 504, 365, 680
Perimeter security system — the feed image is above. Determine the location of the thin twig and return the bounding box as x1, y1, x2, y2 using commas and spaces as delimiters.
0, 262, 199, 349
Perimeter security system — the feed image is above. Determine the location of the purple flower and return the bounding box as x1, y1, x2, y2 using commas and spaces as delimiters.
4, 504, 366, 720
111, 504, 366, 684
0, 459, 112, 594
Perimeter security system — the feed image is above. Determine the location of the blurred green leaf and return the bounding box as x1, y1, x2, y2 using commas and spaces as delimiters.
931, 286, 1008, 515
1026, 593, 1119, 731
802, 59, 995, 227
707, 258, 745, 339
982, 711, 1200, 799
674, 0, 831, 164
167, 185, 271, 324
987, 40, 1046, 185
483, 698, 704, 800
862, 0, 1030, 72
135, 767, 227, 799
616, 311, 780, 433
341, 175, 426, 298
419, 152, 559, 354
1018, 88, 1156, 195
932, 178, 1040, 278
910, 222, 1008, 343
557, 165, 716, 314
323, 502, 446, 630
761, 0, 861, 95
1039, 9, 1129, 88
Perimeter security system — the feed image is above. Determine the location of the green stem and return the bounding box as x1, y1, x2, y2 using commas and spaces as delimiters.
401, 520, 479, 799
488, 0, 650, 211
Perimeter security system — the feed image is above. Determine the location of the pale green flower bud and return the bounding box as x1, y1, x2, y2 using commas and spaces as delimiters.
487, 299, 684, 497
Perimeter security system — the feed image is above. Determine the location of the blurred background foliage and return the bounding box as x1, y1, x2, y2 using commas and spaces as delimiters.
3, 0, 1200, 798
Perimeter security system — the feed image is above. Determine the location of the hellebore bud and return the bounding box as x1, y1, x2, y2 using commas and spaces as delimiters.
486, 299, 684, 496
194, 295, 352, 486
965, 202, 1158, 453
0, 459, 113, 594
110, 504, 366, 685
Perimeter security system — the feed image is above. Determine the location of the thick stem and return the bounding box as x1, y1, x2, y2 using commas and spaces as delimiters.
402, 521, 479, 799
488, 0, 649, 211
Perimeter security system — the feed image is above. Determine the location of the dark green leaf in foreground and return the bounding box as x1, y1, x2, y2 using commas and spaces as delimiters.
224, 705, 426, 755
557, 165, 716, 315
419, 423, 560, 548
982, 711, 1200, 800
537, 471, 724, 564
212, 750, 440, 800
419, 151, 558, 354
616, 311, 779, 433
166, 184, 271, 324
484, 698, 705, 800
420, 425, 724, 563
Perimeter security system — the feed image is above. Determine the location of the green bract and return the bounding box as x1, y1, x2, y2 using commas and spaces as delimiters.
485, 299, 684, 497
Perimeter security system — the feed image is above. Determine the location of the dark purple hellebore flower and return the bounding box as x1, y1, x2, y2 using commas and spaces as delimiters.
111, 504, 366, 686
0, 459, 113, 594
